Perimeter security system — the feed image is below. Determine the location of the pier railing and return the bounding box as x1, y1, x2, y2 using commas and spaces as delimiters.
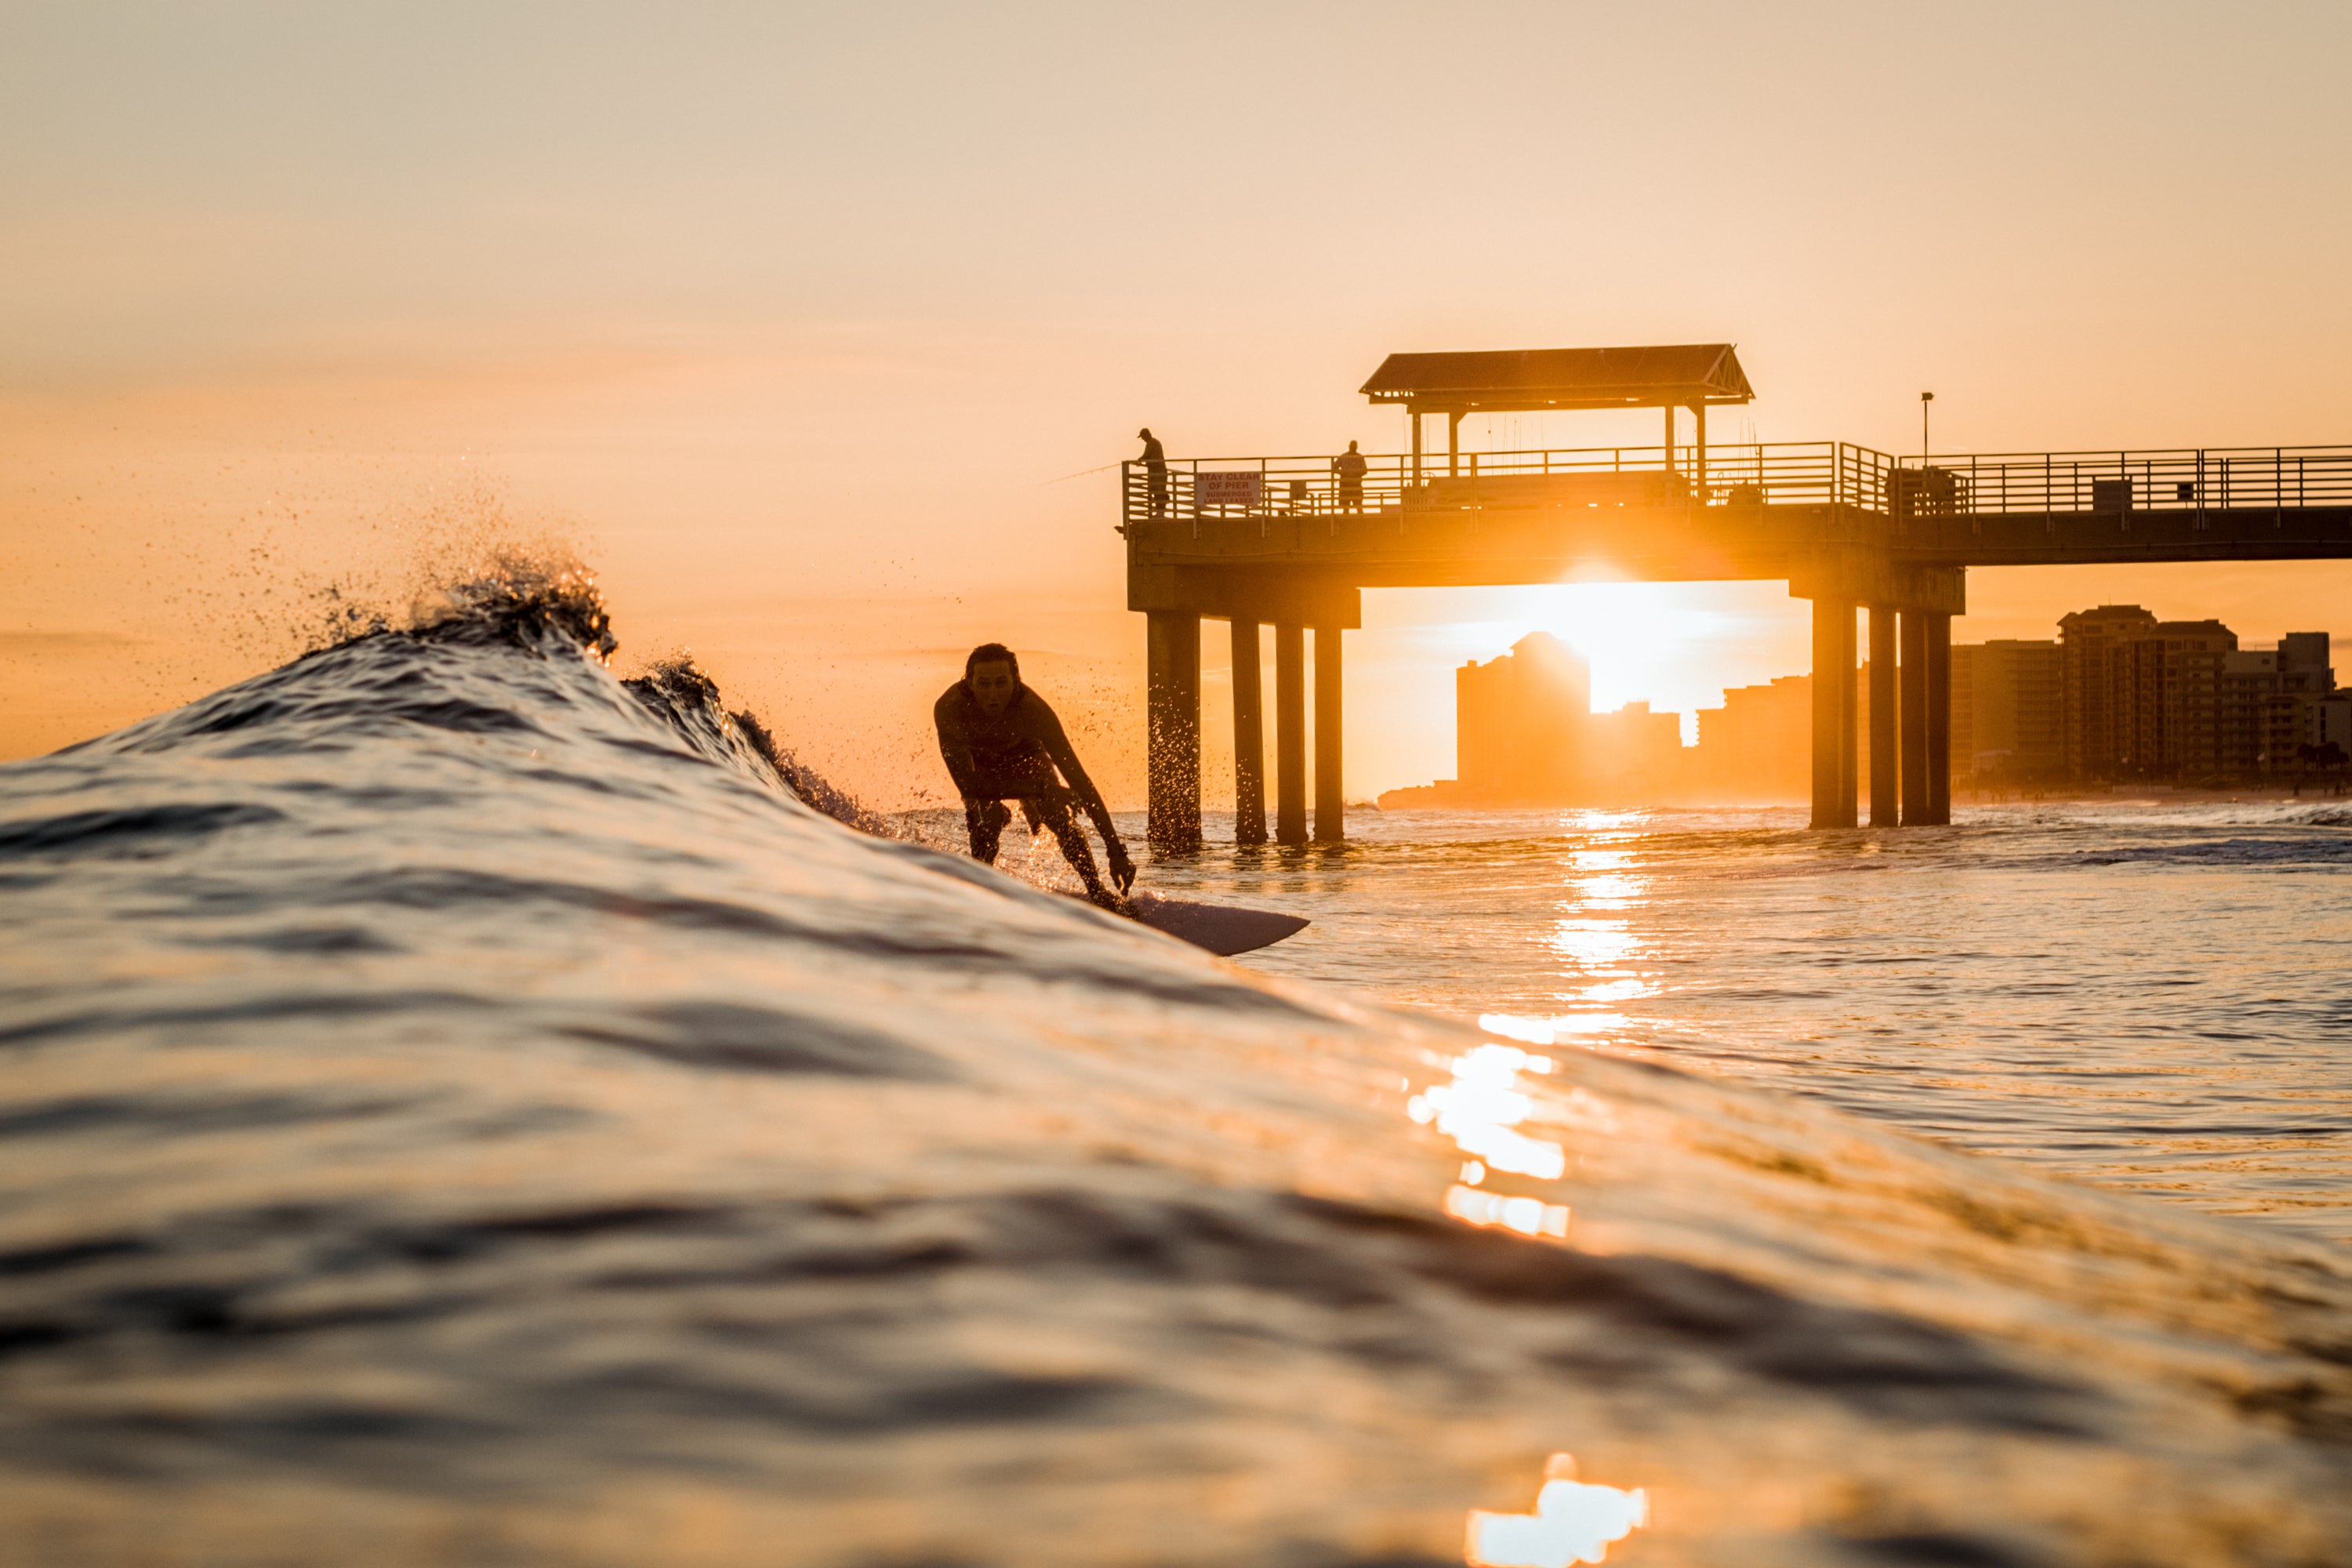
1121, 441, 2352, 550
1123, 441, 1900, 532
1893, 446, 2352, 521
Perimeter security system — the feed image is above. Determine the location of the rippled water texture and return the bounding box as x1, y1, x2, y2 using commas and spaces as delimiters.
4, 588, 2350, 1566
1116, 804, 2352, 1241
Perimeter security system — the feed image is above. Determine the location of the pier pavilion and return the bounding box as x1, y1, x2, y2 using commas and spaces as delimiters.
1125, 344, 2352, 848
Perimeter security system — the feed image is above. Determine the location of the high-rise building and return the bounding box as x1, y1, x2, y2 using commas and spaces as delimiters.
1951, 639, 2063, 783
1411, 612, 2339, 811
1694, 675, 1812, 801
2215, 634, 2336, 776
2282, 635, 2347, 758
2148, 620, 2237, 777
2060, 608, 2239, 779
2280, 632, 2332, 683
1449, 633, 1690, 804
1458, 630, 1703, 804
2311, 695, 2352, 755
2060, 605, 2158, 779
2216, 651, 2293, 775
2057, 608, 2343, 782
1586, 700, 1685, 797
1456, 633, 1589, 802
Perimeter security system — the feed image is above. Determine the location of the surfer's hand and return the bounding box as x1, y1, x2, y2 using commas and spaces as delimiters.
1106, 840, 1135, 895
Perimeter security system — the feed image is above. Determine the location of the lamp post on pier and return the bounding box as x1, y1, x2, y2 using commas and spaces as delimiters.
1921, 390, 1934, 460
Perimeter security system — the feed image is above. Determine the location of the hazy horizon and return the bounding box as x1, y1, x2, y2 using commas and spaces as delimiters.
8, 2, 2351, 808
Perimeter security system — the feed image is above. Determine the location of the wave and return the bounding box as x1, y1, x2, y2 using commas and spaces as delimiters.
2, 569, 2349, 1566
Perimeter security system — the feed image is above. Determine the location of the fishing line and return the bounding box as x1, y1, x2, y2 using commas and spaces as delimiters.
1042, 460, 1127, 486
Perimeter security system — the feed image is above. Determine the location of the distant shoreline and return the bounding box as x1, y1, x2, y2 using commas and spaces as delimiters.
1372, 782, 2352, 811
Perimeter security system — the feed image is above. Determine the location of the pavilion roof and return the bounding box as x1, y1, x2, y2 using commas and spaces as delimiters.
1359, 344, 1754, 411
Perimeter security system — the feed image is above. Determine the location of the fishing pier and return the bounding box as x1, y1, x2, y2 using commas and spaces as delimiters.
1126, 345, 2352, 847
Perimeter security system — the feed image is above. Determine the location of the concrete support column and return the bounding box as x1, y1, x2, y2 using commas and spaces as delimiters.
1313, 625, 1344, 843
1229, 618, 1267, 845
1145, 610, 1200, 851
1809, 598, 1858, 829
1274, 622, 1307, 845
1694, 401, 1708, 501
1447, 412, 1461, 478
1868, 605, 1899, 827
1900, 610, 1929, 826
1925, 612, 1953, 826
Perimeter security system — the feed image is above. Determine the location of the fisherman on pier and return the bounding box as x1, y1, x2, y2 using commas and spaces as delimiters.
1138, 428, 1167, 517
1334, 440, 1367, 512
935, 643, 1136, 909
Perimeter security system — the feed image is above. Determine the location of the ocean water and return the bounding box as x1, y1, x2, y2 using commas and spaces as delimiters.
1091, 804, 2352, 1241
4, 579, 2350, 1567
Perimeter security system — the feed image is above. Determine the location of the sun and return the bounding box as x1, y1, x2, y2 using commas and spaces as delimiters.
1508, 583, 1795, 738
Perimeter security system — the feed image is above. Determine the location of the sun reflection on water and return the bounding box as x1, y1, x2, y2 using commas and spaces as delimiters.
1570, 873, 1645, 906
1407, 1032, 1624, 1240
1548, 919, 1640, 969
1444, 1183, 1570, 1238
1408, 1044, 1567, 1181
1547, 835, 1657, 1032
1407, 1038, 1574, 1236
1479, 1014, 1559, 1046
1466, 1453, 1650, 1566
1417, 849, 1655, 1558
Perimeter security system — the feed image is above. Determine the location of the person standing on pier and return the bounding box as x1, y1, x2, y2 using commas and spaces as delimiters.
1334, 440, 1367, 512
1138, 427, 1167, 517
935, 643, 1136, 910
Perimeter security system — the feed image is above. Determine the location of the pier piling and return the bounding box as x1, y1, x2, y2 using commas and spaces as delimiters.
1313, 626, 1344, 842
1925, 612, 1952, 825
1230, 619, 1267, 845
1274, 623, 1307, 845
1900, 612, 1929, 826
1869, 605, 1900, 827
1809, 597, 1859, 828
1145, 611, 1200, 851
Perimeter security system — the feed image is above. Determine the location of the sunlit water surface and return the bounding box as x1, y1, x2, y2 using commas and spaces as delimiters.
1070, 804, 2352, 1242
5, 590, 2350, 1567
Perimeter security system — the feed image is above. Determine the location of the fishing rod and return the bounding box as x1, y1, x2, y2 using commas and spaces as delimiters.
1044, 460, 1124, 484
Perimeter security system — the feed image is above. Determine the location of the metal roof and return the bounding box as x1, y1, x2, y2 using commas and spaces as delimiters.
1359, 344, 1754, 410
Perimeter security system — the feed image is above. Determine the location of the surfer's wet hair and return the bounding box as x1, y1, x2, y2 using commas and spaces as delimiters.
965, 643, 1021, 683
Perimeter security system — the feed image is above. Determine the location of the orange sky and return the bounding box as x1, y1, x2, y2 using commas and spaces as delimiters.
6, 5, 2350, 807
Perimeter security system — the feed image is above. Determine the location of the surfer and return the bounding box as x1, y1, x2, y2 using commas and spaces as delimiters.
935, 644, 1135, 909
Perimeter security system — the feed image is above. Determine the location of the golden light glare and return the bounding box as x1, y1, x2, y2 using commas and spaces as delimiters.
1466, 1452, 1650, 1567
1547, 921, 1640, 968
1407, 1044, 1570, 1181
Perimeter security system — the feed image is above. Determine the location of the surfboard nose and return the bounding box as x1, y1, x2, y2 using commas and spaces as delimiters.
1125, 891, 1309, 956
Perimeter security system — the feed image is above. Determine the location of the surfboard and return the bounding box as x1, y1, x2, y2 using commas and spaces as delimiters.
1123, 891, 1309, 956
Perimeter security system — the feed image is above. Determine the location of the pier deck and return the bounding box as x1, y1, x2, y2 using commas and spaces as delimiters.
1126, 440, 2352, 846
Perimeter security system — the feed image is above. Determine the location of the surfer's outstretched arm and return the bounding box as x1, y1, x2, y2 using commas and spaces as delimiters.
1037, 708, 1133, 892
932, 688, 985, 802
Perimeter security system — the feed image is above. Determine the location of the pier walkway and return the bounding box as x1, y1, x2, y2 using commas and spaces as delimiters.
1127, 435, 2352, 846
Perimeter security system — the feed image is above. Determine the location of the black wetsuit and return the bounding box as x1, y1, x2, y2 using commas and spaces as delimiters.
934, 681, 1120, 878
